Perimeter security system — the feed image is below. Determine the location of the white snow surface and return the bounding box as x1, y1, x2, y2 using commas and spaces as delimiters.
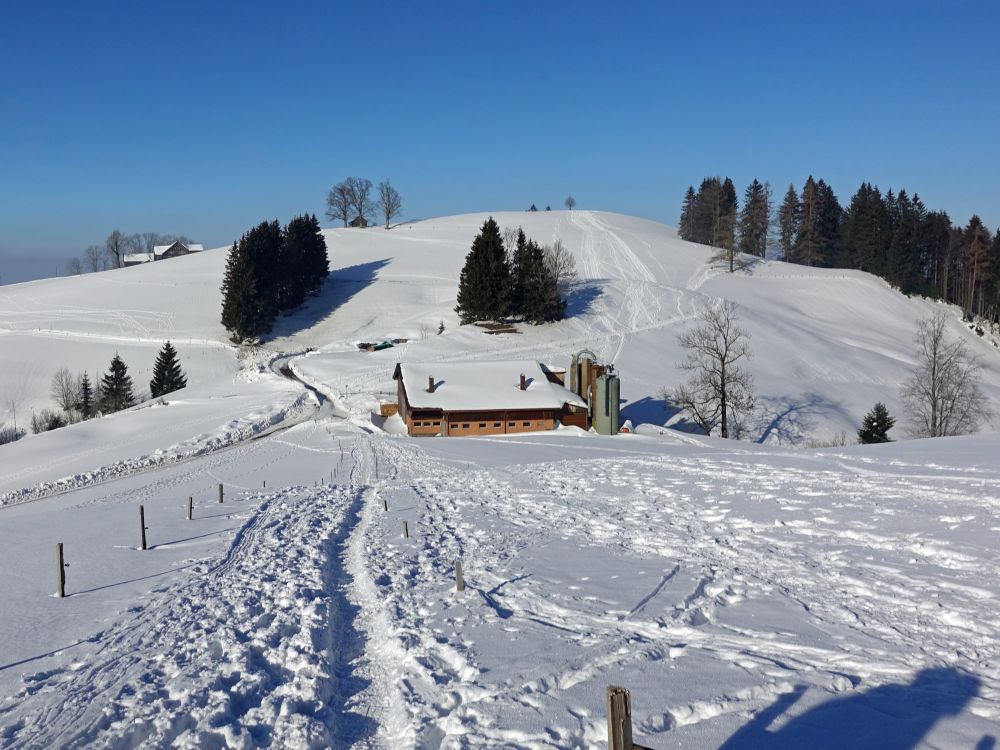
1, 210, 999, 748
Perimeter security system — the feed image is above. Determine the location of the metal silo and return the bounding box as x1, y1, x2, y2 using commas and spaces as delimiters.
593, 368, 621, 435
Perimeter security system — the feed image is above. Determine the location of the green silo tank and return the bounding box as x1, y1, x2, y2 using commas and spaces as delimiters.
593, 370, 620, 435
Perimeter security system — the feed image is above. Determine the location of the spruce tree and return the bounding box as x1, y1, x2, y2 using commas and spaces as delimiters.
455, 217, 511, 324
303, 213, 329, 294
716, 177, 739, 250
679, 186, 697, 241
737, 179, 771, 259
221, 238, 260, 342
150, 341, 187, 398
100, 354, 135, 414
858, 402, 895, 444
520, 239, 565, 323
777, 184, 799, 261
509, 228, 531, 316
78, 372, 94, 419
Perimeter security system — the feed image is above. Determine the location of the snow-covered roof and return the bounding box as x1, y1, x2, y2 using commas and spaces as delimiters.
123, 253, 154, 264
395, 361, 587, 412
153, 242, 203, 256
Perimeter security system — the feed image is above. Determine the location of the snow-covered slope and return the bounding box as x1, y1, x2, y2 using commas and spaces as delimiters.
4, 210, 999, 443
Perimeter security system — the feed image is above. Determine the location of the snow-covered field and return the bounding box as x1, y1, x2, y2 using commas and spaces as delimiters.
1, 210, 999, 748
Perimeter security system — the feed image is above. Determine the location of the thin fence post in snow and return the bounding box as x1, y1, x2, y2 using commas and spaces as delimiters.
383, 498, 388, 512
56, 542, 65, 598
218, 483, 224, 504
187, 496, 193, 521
455, 561, 465, 592
139, 505, 147, 551
403, 521, 408, 539
263, 479, 266, 489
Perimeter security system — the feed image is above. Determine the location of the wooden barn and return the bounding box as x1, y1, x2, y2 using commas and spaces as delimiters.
123, 241, 204, 267
392, 361, 588, 437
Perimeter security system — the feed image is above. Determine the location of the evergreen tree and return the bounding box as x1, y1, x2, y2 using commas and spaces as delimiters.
793, 176, 839, 266
777, 184, 799, 261
858, 402, 895, 443
679, 186, 697, 241
243, 219, 283, 328
220, 238, 260, 342
304, 214, 329, 293
455, 217, 512, 324
509, 228, 531, 316
716, 177, 739, 250
520, 239, 565, 323
100, 354, 135, 413
737, 179, 771, 258
150, 341, 187, 398
841, 182, 889, 273
78, 372, 94, 419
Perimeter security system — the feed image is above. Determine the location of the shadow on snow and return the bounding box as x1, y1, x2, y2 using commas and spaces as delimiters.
718, 667, 987, 750
265, 259, 392, 341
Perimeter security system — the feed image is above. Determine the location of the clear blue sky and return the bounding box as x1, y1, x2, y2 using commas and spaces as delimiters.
2, 0, 998, 282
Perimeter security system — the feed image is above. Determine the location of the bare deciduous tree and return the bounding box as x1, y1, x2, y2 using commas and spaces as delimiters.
105, 230, 127, 268
50, 367, 81, 414
900, 311, 993, 437
326, 181, 352, 227
345, 177, 374, 225
66, 257, 83, 275
84, 244, 107, 272
502, 226, 521, 256
564, 196, 576, 210
543, 239, 578, 290
668, 301, 755, 439
376, 179, 403, 228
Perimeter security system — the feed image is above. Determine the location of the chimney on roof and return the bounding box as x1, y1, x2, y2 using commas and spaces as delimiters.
427, 376, 435, 393
519, 373, 526, 390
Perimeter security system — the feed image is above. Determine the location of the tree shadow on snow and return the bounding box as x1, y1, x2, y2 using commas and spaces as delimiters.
265, 258, 391, 341
753, 393, 843, 446
563, 281, 603, 318
620, 396, 704, 434
717, 667, 982, 750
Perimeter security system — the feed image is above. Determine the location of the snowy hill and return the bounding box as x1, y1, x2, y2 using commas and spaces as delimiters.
3, 209, 999, 443
1, 210, 999, 747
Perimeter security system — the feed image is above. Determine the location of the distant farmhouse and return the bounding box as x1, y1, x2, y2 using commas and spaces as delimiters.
392, 361, 588, 436
123, 241, 204, 267
348, 216, 369, 228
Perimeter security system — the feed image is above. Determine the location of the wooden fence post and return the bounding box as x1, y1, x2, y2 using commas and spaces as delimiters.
403, 521, 409, 539
56, 542, 65, 598
607, 685, 632, 750
606, 685, 654, 750
383, 498, 388, 511
218, 483, 224, 504
187, 496, 193, 521
139, 505, 147, 550
455, 561, 465, 592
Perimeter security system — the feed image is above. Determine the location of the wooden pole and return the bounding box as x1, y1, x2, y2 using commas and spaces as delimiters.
139, 505, 147, 551
263, 479, 266, 489
455, 561, 465, 592
56, 542, 65, 598
402, 521, 408, 539
383, 498, 388, 511
218, 483, 224, 504
606, 685, 656, 750
187, 496, 193, 521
